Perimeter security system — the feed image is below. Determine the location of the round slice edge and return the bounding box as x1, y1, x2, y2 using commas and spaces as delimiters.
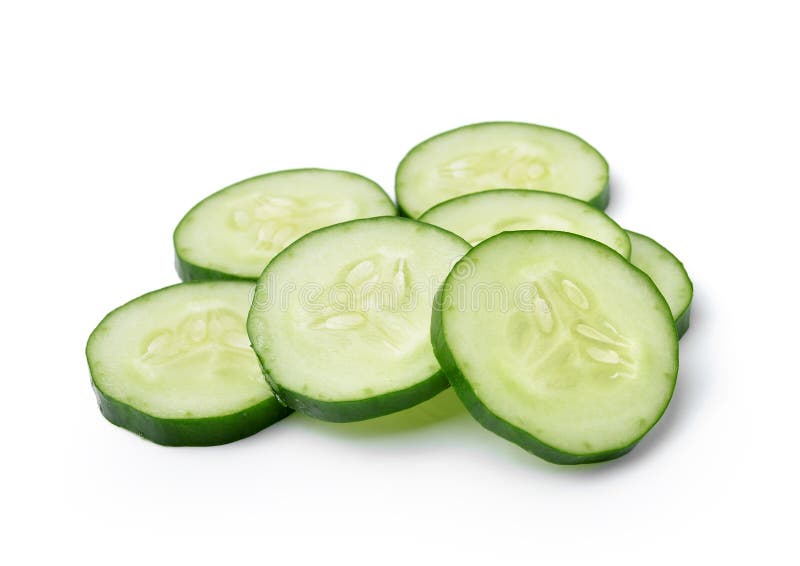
247, 216, 471, 422
419, 188, 630, 256
174, 168, 397, 281
432, 231, 678, 464
626, 230, 693, 337
396, 122, 609, 218
87, 281, 290, 446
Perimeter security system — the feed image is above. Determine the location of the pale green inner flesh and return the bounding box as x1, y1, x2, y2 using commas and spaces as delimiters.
420, 190, 629, 256
397, 123, 608, 218
88, 282, 272, 419
249, 218, 470, 401
176, 170, 396, 278
442, 233, 677, 455
627, 231, 692, 320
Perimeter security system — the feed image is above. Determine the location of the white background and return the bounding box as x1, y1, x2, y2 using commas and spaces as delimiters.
2, 1, 798, 564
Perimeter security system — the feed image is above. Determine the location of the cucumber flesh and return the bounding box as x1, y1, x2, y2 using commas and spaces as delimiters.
419, 189, 630, 257
87, 282, 290, 445
626, 230, 693, 337
247, 217, 470, 422
396, 122, 609, 218
174, 169, 396, 281
432, 231, 678, 464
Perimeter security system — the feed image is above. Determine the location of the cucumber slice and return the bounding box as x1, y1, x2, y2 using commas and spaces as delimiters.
396, 122, 609, 218
174, 169, 397, 281
247, 217, 470, 422
627, 230, 693, 337
87, 282, 290, 445
432, 231, 678, 464
419, 189, 630, 257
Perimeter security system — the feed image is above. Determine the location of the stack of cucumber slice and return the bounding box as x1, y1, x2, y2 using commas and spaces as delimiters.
87, 122, 693, 465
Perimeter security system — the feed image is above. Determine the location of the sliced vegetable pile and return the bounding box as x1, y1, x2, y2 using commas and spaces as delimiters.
87, 121, 693, 465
